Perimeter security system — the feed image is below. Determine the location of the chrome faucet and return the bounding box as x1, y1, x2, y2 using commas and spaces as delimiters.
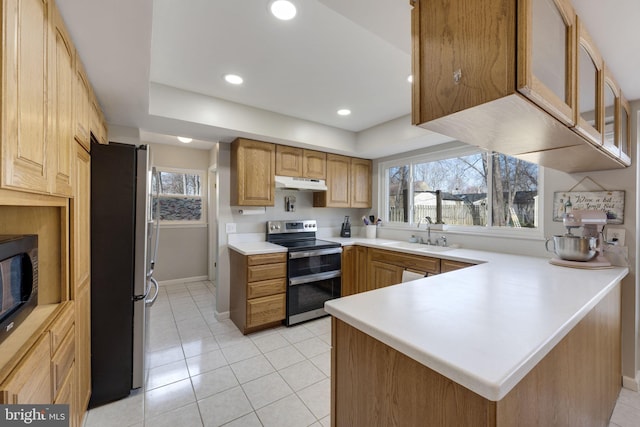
418, 216, 433, 245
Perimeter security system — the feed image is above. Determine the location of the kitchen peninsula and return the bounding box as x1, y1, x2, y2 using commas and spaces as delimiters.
324, 244, 628, 426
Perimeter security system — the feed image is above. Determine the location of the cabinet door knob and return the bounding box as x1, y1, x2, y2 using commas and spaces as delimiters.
453, 69, 462, 84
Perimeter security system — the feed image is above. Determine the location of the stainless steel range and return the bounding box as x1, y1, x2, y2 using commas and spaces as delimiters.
266, 220, 342, 325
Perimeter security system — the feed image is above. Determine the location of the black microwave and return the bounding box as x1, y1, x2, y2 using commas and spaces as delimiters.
0, 235, 38, 344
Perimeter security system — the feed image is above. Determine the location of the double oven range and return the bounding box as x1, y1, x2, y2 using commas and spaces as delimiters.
266, 220, 342, 325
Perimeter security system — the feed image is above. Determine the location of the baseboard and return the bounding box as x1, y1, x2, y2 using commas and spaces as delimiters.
622, 373, 640, 391
158, 276, 209, 286
215, 310, 230, 321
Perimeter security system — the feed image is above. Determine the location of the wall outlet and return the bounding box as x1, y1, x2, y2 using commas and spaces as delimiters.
606, 228, 625, 246
226, 223, 237, 234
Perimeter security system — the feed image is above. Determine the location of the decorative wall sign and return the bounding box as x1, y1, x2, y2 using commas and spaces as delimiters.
553, 191, 625, 224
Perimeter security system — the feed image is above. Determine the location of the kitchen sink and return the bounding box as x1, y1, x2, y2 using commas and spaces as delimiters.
381, 241, 452, 252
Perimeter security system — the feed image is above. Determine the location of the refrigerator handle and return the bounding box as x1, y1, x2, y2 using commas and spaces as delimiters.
145, 277, 159, 305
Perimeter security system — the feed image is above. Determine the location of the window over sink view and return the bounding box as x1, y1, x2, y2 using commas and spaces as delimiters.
381, 149, 539, 230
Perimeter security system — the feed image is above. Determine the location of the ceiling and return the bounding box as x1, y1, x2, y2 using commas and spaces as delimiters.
56, 0, 640, 157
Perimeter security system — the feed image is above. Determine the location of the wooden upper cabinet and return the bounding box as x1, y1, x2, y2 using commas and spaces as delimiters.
1, 0, 51, 194
602, 66, 621, 158
313, 155, 371, 208
314, 154, 350, 207
231, 138, 276, 206
573, 16, 604, 146
303, 149, 326, 179
619, 94, 631, 166
411, 0, 628, 172
74, 59, 91, 150
518, 0, 576, 126
350, 158, 371, 208
50, 3, 75, 197
275, 145, 303, 177
411, 0, 515, 124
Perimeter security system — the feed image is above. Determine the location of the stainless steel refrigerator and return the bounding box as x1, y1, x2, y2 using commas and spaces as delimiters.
89, 141, 159, 408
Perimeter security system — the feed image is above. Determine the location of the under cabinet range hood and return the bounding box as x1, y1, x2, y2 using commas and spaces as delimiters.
275, 175, 328, 191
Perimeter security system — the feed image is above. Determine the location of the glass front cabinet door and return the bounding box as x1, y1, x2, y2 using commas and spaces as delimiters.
518, 0, 576, 126
574, 17, 604, 146
602, 66, 620, 158
619, 94, 632, 165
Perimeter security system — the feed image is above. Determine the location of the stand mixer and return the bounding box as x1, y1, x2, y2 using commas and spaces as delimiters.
550, 209, 610, 267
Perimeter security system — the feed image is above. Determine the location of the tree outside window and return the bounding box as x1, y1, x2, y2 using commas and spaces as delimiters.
384, 151, 538, 228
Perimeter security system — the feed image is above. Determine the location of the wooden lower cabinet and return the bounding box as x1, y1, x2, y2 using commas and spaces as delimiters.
341, 246, 356, 296
331, 283, 621, 426
230, 250, 287, 334
440, 259, 475, 273
368, 261, 403, 290
355, 246, 368, 293
247, 294, 286, 329
0, 334, 52, 404
0, 303, 79, 425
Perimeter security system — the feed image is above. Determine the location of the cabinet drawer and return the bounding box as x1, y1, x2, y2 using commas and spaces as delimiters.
248, 278, 286, 299
0, 334, 51, 404
440, 259, 475, 273
50, 304, 74, 354
369, 249, 440, 275
248, 262, 286, 282
248, 252, 286, 266
51, 325, 75, 397
247, 294, 286, 328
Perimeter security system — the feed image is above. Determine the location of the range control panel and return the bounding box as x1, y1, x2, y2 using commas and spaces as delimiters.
267, 220, 317, 234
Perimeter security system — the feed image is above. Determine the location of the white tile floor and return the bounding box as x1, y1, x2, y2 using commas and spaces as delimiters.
83, 280, 640, 427
84, 281, 331, 427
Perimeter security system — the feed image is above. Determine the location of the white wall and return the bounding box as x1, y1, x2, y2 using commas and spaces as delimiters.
150, 143, 211, 282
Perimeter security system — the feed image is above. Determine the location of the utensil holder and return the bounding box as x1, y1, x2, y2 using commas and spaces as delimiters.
365, 225, 377, 239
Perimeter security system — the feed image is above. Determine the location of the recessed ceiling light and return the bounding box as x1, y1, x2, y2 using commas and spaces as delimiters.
270, 0, 296, 20
407, 75, 413, 83
224, 74, 244, 85
177, 136, 192, 143
337, 109, 351, 116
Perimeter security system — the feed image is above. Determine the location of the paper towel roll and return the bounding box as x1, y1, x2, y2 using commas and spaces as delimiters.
238, 207, 266, 215
402, 270, 425, 283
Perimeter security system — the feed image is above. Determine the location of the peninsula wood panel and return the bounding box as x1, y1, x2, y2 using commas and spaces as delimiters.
331, 283, 621, 427
332, 318, 497, 426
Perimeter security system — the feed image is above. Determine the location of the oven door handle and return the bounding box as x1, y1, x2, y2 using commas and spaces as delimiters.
289, 270, 341, 286
288, 247, 342, 259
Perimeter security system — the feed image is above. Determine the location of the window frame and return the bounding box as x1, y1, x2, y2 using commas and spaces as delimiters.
378, 147, 544, 239
153, 167, 206, 226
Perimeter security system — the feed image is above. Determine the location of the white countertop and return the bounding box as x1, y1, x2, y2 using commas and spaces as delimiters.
227, 237, 628, 401
323, 241, 628, 401
227, 241, 286, 256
